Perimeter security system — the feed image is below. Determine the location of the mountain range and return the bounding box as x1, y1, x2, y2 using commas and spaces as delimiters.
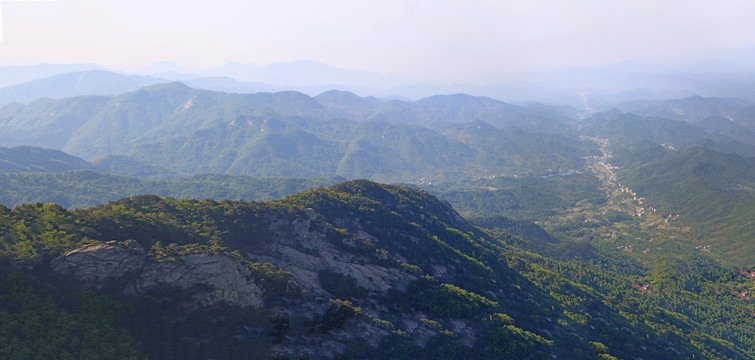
1, 62, 755, 359
0, 83, 596, 182
6, 59, 755, 104
0, 70, 165, 108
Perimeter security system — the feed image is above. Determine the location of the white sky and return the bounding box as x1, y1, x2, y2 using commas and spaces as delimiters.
1, 0, 754, 81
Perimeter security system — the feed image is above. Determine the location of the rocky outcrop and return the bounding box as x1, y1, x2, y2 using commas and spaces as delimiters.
51, 241, 263, 308
127, 253, 263, 307
247, 208, 417, 297
51, 241, 146, 283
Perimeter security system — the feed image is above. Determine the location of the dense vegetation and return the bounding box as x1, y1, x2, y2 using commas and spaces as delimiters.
618, 147, 755, 264
429, 172, 606, 220
1, 82, 755, 359
0, 84, 598, 182
0, 146, 92, 173
580, 110, 755, 157
0, 170, 340, 209
0, 181, 753, 359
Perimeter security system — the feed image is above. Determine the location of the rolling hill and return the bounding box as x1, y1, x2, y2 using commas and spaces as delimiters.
0, 85, 587, 182
615, 96, 749, 123
619, 147, 755, 264
366, 93, 571, 132
0, 146, 92, 173
0, 170, 340, 209
0, 70, 165, 107
580, 109, 755, 157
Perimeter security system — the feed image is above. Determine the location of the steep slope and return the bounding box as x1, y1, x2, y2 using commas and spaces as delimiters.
314, 89, 383, 119
0, 82, 328, 158
616, 96, 749, 123
126, 114, 510, 182
732, 105, 755, 133
692, 116, 755, 145
441, 120, 598, 174
89, 154, 178, 178
0, 70, 165, 107
0, 96, 110, 149
580, 109, 755, 157
368, 93, 570, 132
619, 147, 755, 264
1, 181, 753, 359
334, 121, 494, 181
124, 114, 346, 177
0, 63, 103, 88
0, 146, 92, 173
0, 170, 340, 209
63, 83, 328, 158
429, 171, 607, 220
0, 84, 576, 180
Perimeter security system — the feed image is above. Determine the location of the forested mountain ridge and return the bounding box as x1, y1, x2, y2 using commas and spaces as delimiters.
580, 109, 755, 157
0, 145, 176, 179
0, 84, 572, 146
0, 84, 592, 182
615, 96, 749, 123
63, 83, 328, 158
365, 93, 571, 132
0, 95, 111, 150
0, 169, 341, 209
3, 82, 754, 183
0, 70, 165, 107
1, 77, 755, 360
0, 146, 92, 173
0, 82, 328, 158
1, 180, 754, 359
617, 147, 755, 263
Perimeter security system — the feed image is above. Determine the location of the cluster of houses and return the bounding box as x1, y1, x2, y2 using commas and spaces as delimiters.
732, 289, 749, 298
616, 245, 653, 255
731, 271, 753, 299
664, 214, 680, 223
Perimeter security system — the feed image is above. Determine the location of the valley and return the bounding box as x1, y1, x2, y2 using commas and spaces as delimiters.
541, 136, 695, 261
4, 2, 755, 359
0, 72, 753, 359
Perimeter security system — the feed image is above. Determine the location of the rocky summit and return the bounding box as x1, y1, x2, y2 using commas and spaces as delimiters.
1, 180, 753, 359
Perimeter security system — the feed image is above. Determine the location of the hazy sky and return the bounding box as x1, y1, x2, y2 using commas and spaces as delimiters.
1, 0, 754, 81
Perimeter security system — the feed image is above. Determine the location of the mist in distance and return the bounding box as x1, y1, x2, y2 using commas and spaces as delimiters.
1, 0, 755, 105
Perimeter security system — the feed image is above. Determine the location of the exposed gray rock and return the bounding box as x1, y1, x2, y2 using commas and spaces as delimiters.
51, 242, 263, 308
246, 209, 416, 297
51, 242, 146, 284
129, 253, 263, 308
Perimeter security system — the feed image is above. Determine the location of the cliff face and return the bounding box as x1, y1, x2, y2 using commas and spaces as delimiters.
244, 207, 418, 297
51, 241, 264, 308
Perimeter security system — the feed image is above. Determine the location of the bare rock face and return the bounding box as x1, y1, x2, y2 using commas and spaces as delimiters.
51, 242, 146, 284
128, 253, 263, 308
247, 208, 417, 297
51, 242, 263, 308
